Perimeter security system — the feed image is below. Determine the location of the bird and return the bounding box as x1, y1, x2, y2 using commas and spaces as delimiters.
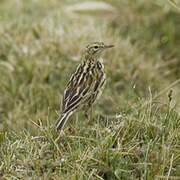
56, 42, 114, 132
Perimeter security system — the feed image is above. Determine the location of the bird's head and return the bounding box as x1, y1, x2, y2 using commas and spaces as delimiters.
85, 42, 114, 59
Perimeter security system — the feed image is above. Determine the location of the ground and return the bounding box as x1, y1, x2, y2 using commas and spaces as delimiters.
0, 0, 180, 179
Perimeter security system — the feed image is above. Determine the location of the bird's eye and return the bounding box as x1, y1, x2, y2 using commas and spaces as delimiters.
94, 46, 99, 49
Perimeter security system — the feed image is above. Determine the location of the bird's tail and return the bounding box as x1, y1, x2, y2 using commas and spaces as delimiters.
56, 112, 73, 132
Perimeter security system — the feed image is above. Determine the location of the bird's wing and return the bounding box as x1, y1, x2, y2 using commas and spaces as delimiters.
61, 85, 90, 114
60, 65, 95, 114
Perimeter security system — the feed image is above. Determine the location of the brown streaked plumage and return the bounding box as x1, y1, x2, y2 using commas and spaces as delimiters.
56, 42, 114, 132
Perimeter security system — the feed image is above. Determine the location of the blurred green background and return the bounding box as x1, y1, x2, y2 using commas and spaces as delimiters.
0, 0, 180, 179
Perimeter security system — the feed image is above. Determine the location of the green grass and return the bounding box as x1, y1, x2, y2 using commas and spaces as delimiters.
0, 0, 180, 179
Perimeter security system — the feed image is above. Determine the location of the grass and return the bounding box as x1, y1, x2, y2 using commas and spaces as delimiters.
0, 0, 180, 179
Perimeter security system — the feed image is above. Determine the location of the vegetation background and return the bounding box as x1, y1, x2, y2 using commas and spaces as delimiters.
0, 0, 180, 179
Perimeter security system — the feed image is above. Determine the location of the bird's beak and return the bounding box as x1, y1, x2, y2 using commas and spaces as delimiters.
104, 44, 114, 48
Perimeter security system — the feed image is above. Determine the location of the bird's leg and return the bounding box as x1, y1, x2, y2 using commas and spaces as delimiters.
90, 105, 93, 121
85, 110, 90, 121
85, 106, 93, 123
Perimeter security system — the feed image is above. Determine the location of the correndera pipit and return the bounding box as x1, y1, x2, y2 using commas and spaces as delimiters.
56, 42, 114, 132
